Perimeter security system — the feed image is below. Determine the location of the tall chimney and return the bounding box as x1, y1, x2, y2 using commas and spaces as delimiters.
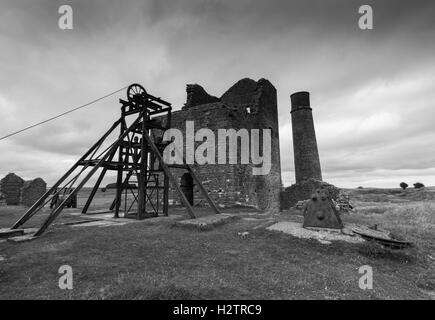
290, 91, 322, 184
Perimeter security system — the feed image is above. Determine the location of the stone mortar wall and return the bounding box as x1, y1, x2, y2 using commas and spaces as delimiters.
0, 173, 47, 207
183, 84, 220, 109
280, 179, 340, 210
155, 78, 282, 212
0, 173, 24, 205
21, 178, 47, 207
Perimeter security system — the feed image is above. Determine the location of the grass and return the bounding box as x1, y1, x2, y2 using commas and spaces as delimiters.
0, 188, 434, 300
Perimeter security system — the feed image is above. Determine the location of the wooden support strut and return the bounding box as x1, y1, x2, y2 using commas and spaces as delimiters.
163, 110, 171, 216
11, 85, 220, 236
171, 144, 221, 215
114, 116, 127, 218
141, 131, 197, 219
33, 115, 143, 236
81, 148, 118, 214
186, 165, 221, 215
11, 119, 121, 230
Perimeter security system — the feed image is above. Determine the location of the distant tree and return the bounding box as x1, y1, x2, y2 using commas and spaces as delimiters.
357, 186, 364, 189
400, 182, 408, 190
414, 182, 425, 189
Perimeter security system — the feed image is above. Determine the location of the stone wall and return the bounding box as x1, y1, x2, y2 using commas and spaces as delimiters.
184, 84, 220, 109
155, 78, 282, 212
280, 179, 340, 210
0, 192, 6, 206
0, 173, 24, 205
0, 173, 47, 207
21, 178, 47, 207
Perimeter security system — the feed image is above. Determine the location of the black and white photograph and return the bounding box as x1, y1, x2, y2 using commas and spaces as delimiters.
0, 0, 434, 307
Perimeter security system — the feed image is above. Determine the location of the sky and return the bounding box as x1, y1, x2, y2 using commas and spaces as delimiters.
0, 0, 434, 188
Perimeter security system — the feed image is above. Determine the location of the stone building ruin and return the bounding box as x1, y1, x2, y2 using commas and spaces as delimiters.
156, 78, 282, 212
156, 79, 339, 212
0, 173, 24, 205
0, 173, 47, 207
21, 178, 47, 207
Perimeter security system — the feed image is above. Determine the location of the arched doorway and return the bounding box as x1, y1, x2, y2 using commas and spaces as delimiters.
180, 173, 194, 206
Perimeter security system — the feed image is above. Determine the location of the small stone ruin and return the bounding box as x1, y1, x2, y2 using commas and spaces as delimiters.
21, 178, 47, 207
0, 173, 46, 207
0, 173, 24, 205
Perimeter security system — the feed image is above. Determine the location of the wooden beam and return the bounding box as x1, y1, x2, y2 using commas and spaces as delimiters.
11, 119, 121, 230
34, 115, 143, 236
142, 131, 196, 219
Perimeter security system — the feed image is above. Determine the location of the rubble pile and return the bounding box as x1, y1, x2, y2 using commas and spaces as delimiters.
333, 192, 355, 213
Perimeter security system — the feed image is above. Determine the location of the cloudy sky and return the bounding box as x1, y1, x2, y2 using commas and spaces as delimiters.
0, 0, 434, 188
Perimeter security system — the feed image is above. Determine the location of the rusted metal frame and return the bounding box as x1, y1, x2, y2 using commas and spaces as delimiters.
143, 173, 158, 215
109, 170, 134, 210
123, 131, 134, 215
15, 136, 107, 226
156, 175, 160, 214
129, 158, 159, 217
145, 93, 171, 107
125, 129, 142, 217
144, 189, 158, 215
134, 171, 158, 216
34, 115, 143, 236
81, 146, 118, 214
145, 131, 161, 215
33, 159, 97, 212
18, 151, 100, 229
137, 108, 149, 220
63, 134, 120, 208
114, 114, 128, 218
108, 132, 143, 211
61, 159, 94, 195
129, 187, 139, 204
148, 109, 171, 117
12, 119, 121, 230
126, 188, 138, 215
142, 130, 196, 219
38, 172, 84, 211
127, 149, 159, 218
163, 108, 171, 216
62, 137, 119, 211
124, 180, 128, 214
145, 172, 160, 215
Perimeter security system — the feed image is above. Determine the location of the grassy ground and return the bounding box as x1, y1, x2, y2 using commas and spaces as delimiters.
0, 188, 434, 300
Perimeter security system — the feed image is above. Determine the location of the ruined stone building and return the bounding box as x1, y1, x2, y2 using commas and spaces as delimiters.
21, 178, 47, 207
0, 173, 24, 205
0, 173, 46, 207
156, 78, 282, 212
